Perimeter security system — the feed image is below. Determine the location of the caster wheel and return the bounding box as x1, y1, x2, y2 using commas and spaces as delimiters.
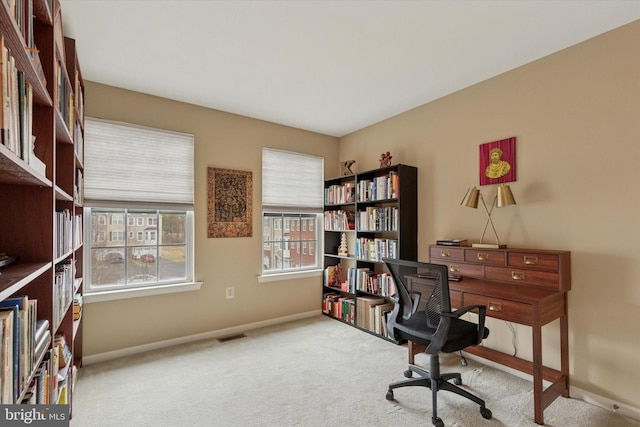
481, 407, 492, 419
453, 378, 462, 385
432, 416, 444, 427
386, 390, 394, 401
404, 369, 413, 378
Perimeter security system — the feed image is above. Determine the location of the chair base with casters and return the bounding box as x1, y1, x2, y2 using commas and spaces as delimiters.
385, 354, 492, 427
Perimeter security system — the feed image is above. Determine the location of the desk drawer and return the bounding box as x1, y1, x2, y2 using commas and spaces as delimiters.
464, 293, 532, 325
485, 266, 559, 288
465, 249, 506, 265
507, 252, 559, 271
443, 262, 484, 280
430, 246, 465, 262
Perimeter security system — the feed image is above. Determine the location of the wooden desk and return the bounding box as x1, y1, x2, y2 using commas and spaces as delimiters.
407, 245, 571, 425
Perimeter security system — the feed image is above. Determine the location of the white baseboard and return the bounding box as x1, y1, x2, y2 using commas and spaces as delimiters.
83, 309, 320, 366
463, 352, 640, 422
570, 385, 640, 422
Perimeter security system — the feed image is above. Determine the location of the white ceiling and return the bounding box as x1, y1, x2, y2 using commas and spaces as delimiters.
59, 1, 640, 137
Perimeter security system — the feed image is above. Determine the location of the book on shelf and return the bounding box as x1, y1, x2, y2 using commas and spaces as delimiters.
29, 136, 46, 176
0, 253, 17, 268
372, 302, 394, 335
0, 295, 38, 403
0, 299, 24, 403
34, 329, 50, 364
0, 309, 15, 403
54, 334, 72, 370
324, 264, 343, 288
356, 296, 386, 332
435, 239, 469, 246
34, 319, 50, 363
73, 293, 82, 321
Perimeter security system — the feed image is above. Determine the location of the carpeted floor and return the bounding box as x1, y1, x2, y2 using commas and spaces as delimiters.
70, 315, 638, 427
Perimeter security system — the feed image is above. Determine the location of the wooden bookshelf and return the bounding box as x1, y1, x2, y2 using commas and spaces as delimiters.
322, 164, 417, 341
0, 0, 83, 414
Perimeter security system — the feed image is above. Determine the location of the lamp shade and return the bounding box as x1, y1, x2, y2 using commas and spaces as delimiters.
497, 184, 516, 207
461, 187, 480, 208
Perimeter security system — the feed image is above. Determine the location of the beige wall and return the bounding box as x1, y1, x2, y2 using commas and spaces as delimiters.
339, 20, 640, 408
83, 82, 339, 354
83, 20, 639, 410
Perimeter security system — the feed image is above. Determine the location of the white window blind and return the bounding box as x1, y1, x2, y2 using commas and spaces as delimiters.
262, 147, 323, 211
84, 118, 194, 207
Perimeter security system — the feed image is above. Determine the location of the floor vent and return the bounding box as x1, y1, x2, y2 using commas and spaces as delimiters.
217, 333, 247, 343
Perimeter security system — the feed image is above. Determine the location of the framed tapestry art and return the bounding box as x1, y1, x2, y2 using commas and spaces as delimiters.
207, 167, 253, 238
479, 136, 516, 186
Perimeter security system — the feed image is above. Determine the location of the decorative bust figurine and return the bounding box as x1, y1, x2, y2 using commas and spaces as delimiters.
379, 152, 392, 168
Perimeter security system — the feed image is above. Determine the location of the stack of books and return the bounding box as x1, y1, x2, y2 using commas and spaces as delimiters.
435, 239, 469, 247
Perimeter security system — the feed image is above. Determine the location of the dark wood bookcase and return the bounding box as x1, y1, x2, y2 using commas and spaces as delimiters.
0, 0, 84, 413
322, 164, 417, 341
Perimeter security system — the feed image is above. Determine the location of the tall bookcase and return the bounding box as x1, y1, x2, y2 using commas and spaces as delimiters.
322, 164, 417, 341
0, 0, 84, 413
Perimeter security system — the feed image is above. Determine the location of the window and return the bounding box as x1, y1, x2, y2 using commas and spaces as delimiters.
261, 148, 323, 275
84, 118, 194, 293
110, 231, 124, 241
88, 208, 190, 288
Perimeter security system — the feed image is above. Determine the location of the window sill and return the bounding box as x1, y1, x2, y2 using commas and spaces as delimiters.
84, 281, 202, 303
257, 269, 322, 283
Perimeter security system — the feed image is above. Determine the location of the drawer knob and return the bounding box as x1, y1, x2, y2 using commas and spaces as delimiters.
440, 250, 451, 257
524, 256, 538, 265
449, 265, 460, 273
477, 253, 489, 261
512, 272, 526, 280
488, 302, 502, 312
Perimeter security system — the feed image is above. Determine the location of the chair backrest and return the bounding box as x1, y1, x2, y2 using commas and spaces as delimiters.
383, 258, 451, 318
383, 258, 453, 350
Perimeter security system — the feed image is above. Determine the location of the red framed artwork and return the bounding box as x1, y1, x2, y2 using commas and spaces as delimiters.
479, 136, 516, 186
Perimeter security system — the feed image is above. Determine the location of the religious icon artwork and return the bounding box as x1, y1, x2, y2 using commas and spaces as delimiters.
479, 136, 516, 185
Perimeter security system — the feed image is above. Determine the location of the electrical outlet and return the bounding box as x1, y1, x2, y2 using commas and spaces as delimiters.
225, 287, 235, 299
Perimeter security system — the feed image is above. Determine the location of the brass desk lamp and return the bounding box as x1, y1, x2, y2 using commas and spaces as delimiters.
461, 184, 516, 248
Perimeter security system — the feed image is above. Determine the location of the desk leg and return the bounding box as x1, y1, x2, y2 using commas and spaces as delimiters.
560, 311, 570, 398
533, 314, 544, 425
408, 341, 426, 365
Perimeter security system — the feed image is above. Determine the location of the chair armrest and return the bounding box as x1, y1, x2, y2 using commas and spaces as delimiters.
446, 304, 488, 345
450, 304, 485, 318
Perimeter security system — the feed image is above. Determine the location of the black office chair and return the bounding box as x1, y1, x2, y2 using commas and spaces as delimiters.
383, 258, 492, 427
